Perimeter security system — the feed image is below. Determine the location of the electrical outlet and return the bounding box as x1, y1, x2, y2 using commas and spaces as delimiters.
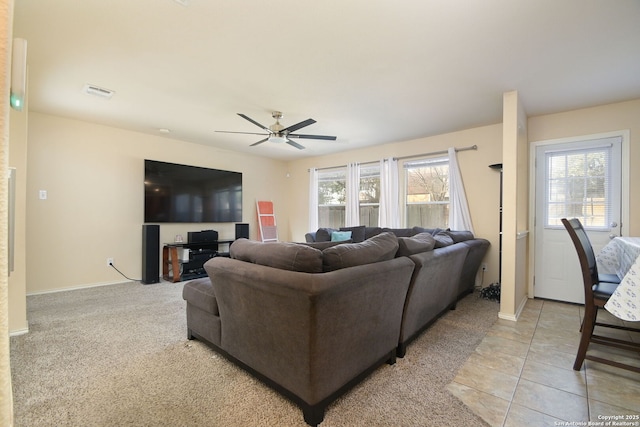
107, 258, 114, 266
482, 263, 488, 271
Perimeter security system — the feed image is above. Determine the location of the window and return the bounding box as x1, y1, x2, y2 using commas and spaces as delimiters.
358, 164, 380, 227
404, 157, 449, 228
318, 168, 346, 228
317, 164, 381, 228
545, 146, 612, 228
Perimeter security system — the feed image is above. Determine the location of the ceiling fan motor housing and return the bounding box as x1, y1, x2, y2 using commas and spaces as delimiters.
270, 112, 285, 134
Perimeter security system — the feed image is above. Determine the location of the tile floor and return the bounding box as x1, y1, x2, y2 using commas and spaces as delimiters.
447, 298, 640, 426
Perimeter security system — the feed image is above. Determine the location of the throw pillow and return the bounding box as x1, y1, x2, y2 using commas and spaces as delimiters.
396, 232, 436, 257
412, 226, 439, 235
322, 232, 399, 272
230, 238, 323, 273
433, 231, 455, 248
444, 230, 475, 243
331, 231, 352, 242
339, 225, 366, 243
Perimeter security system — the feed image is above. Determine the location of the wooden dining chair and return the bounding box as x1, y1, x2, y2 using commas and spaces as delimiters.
562, 218, 640, 373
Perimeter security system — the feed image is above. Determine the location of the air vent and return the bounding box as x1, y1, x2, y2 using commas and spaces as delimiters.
173, 0, 189, 6
83, 84, 115, 99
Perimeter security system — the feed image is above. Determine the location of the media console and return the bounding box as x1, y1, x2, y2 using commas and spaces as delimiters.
162, 240, 234, 282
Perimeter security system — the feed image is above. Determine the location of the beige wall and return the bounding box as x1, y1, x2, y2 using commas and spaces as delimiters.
528, 98, 640, 236
25, 112, 290, 294
286, 123, 504, 287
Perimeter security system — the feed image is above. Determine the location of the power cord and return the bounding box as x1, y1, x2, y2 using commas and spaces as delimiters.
475, 266, 486, 291
109, 262, 142, 282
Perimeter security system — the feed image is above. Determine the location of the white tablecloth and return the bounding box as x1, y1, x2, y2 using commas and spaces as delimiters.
598, 237, 640, 321
596, 237, 640, 279
604, 254, 640, 321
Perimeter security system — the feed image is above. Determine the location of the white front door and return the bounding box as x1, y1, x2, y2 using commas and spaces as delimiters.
534, 135, 623, 304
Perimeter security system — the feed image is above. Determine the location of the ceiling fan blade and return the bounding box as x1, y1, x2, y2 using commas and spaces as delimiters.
288, 133, 337, 141
285, 139, 305, 150
281, 118, 316, 134
250, 138, 270, 147
237, 113, 271, 132
216, 130, 269, 136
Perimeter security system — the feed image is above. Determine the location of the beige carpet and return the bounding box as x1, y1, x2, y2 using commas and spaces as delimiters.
10, 281, 498, 427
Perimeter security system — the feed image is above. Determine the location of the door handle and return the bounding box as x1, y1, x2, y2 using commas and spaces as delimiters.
610, 221, 618, 228
609, 234, 618, 239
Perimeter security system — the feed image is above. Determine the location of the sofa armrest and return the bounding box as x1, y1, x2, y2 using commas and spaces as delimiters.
458, 238, 490, 298
399, 243, 469, 351
304, 232, 317, 242
203, 256, 415, 405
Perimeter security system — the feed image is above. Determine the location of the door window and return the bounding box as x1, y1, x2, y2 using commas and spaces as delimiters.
544, 139, 619, 230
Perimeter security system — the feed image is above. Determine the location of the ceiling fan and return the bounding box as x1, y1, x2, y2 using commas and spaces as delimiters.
216, 111, 337, 150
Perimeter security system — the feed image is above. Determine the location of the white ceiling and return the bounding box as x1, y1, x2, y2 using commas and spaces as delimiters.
13, 0, 640, 161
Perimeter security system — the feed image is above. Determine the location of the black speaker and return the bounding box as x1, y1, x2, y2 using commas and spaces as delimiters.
235, 223, 249, 240
142, 224, 160, 284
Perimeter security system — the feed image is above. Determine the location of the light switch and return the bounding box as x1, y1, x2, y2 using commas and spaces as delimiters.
39, 190, 47, 200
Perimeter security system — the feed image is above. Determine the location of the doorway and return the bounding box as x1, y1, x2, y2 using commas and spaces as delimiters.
532, 133, 627, 304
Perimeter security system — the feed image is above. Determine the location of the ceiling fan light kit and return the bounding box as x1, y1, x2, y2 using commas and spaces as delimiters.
216, 111, 337, 150
268, 135, 287, 144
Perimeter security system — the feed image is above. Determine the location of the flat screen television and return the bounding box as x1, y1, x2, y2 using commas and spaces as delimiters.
144, 160, 242, 223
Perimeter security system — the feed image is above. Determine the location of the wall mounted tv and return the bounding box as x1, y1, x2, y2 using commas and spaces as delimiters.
144, 160, 242, 223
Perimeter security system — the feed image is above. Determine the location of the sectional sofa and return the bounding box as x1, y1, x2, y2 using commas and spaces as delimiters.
182, 228, 489, 426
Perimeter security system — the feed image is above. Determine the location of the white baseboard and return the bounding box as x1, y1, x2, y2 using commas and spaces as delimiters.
498, 295, 529, 321
498, 311, 517, 321
10, 327, 29, 337
27, 280, 136, 296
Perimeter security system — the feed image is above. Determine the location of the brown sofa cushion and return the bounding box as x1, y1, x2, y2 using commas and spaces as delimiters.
433, 231, 455, 248
182, 277, 218, 315
230, 238, 323, 273
396, 232, 436, 257
298, 239, 353, 250
322, 232, 399, 272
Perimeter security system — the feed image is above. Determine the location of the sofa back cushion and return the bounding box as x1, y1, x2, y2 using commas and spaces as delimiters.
230, 239, 323, 273
322, 232, 399, 272
298, 240, 353, 250
339, 225, 366, 243
315, 227, 337, 242
381, 227, 416, 238
396, 232, 436, 257
364, 227, 383, 240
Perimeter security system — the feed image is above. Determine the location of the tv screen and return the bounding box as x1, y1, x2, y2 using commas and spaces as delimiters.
144, 160, 242, 223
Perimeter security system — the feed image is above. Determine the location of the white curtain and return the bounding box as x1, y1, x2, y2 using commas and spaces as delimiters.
379, 157, 400, 228
448, 147, 474, 233
345, 162, 360, 226
308, 168, 319, 231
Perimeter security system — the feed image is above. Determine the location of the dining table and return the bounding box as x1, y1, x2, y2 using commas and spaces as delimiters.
597, 237, 640, 321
